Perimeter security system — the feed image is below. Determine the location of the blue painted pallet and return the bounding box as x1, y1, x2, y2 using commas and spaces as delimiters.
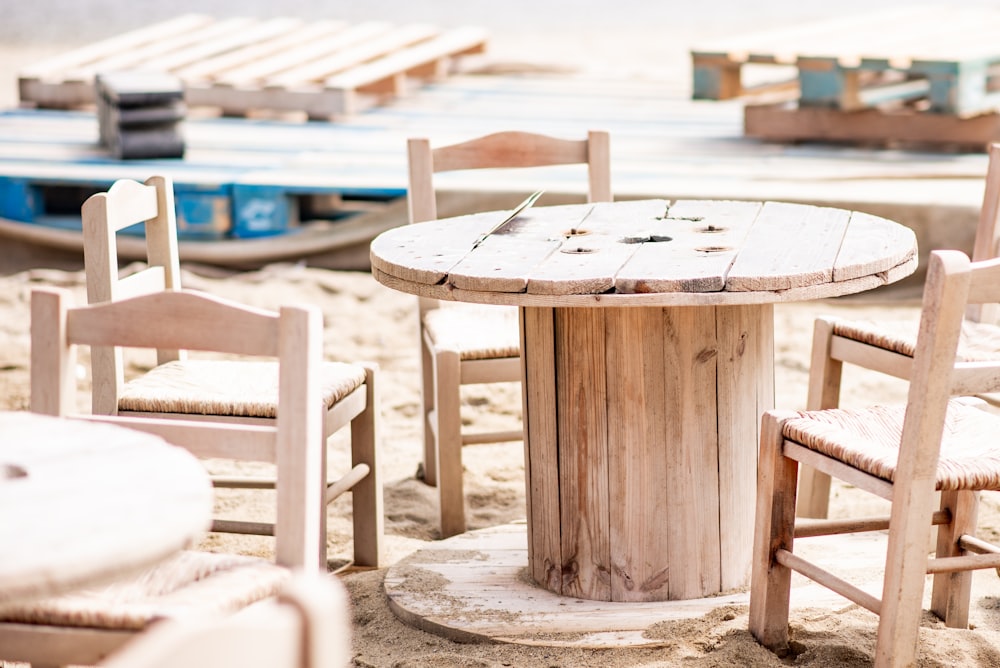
0, 109, 406, 241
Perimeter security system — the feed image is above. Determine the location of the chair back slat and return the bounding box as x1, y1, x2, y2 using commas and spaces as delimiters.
968, 143, 1000, 324
82, 176, 184, 414
897, 250, 972, 482
406, 130, 612, 224
66, 290, 282, 357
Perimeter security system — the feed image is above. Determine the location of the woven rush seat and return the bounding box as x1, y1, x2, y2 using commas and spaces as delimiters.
830, 317, 1000, 361
0, 551, 289, 631
119, 359, 368, 417
783, 401, 1000, 491
422, 305, 520, 361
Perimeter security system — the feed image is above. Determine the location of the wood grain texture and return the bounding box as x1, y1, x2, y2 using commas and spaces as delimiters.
372, 198, 917, 302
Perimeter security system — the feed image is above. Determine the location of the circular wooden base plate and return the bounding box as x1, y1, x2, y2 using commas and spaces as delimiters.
384, 521, 886, 648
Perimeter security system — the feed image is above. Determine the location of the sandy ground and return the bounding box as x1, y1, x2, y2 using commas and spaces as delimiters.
5, 4, 1000, 666
3, 259, 1000, 667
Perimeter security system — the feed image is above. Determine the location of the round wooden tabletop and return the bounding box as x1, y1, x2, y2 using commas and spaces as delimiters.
371, 199, 918, 306
0, 411, 213, 606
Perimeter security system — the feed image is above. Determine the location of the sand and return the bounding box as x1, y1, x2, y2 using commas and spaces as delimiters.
3, 258, 1000, 667
4, 5, 1000, 666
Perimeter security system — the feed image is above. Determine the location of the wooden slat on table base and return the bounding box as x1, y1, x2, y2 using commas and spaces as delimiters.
717, 303, 773, 591
555, 307, 610, 601
521, 306, 561, 591
663, 305, 723, 600
606, 307, 670, 601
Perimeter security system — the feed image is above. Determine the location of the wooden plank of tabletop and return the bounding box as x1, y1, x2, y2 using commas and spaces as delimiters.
524, 202, 644, 295
449, 203, 590, 293
614, 199, 762, 293
726, 201, 851, 292
833, 210, 918, 283
368, 212, 485, 286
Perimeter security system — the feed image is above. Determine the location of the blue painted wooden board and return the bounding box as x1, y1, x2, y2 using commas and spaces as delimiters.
0, 109, 406, 240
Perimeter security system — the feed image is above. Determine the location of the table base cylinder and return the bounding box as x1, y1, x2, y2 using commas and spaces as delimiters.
520, 303, 773, 602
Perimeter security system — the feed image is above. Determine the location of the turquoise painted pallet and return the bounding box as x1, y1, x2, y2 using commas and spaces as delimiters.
691, 6, 1000, 116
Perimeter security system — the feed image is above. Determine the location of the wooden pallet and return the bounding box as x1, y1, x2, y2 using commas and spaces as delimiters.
17, 15, 488, 119
691, 6, 1000, 116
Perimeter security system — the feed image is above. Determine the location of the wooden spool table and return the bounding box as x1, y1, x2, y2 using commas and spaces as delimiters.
0, 411, 213, 606
371, 198, 917, 605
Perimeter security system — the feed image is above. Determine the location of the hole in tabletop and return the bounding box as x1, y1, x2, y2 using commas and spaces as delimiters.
697, 225, 726, 233
696, 246, 733, 253
2, 463, 28, 480
619, 235, 673, 244
560, 247, 598, 254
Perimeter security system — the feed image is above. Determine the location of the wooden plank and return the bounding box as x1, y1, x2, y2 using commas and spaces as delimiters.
65, 18, 259, 81
130, 18, 306, 75
555, 307, 610, 600
727, 201, 850, 291
213, 22, 384, 87
325, 26, 488, 91
690, 7, 946, 66
446, 205, 590, 293
265, 24, 440, 89
744, 102, 1000, 148
524, 202, 644, 295
173, 18, 313, 80
606, 307, 670, 602
614, 199, 761, 293
715, 303, 771, 590
368, 213, 485, 286
663, 305, 721, 599
18, 14, 214, 81
833, 211, 918, 283
521, 306, 561, 591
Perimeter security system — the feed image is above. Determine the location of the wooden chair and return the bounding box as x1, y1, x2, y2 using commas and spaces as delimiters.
750, 249, 1000, 667
407, 130, 612, 537
99, 572, 351, 668
797, 142, 1000, 518
80, 176, 383, 570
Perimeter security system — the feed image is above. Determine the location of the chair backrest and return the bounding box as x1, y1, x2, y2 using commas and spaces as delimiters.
30, 287, 326, 568
82, 176, 183, 415
99, 572, 351, 668
406, 130, 612, 224
888, 250, 1000, 544
969, 142, 1000, 324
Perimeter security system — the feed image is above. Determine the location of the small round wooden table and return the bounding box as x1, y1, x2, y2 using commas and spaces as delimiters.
371, 199, 917, 603
0, 411, 213, 606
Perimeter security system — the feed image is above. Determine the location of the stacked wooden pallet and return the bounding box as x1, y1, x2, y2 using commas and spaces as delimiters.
690, 6, 1000, 149
18, 15, 488, 120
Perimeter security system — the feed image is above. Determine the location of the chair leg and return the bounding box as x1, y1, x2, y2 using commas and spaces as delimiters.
350, 364, 384, 568
875, 480, 939, 667
419, 331, 438, 486
749, 410, 799, 653
797, 318, 842, 519
275, 405, 326, 571
930, 490, 978, 628
434, 347, 465, 537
